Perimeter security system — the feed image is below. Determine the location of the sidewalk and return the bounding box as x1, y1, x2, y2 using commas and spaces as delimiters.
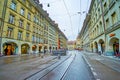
0, 53, 53, 65
0, 53, 59, 80
82, 51, 120, 73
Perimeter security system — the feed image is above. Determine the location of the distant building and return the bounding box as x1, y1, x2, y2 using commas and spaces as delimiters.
67, 41, 76, 50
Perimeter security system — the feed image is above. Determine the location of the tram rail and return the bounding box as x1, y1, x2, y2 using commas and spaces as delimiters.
24, 53, 75, 80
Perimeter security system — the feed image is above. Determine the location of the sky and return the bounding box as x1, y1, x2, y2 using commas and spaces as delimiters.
40, 0, 91, 41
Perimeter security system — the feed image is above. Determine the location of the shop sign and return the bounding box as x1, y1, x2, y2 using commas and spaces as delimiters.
109, 33, 115, 37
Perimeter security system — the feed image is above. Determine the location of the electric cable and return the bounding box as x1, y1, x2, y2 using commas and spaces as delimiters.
62, 0, 74, 39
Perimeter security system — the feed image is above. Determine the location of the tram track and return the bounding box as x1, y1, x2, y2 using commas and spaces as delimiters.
60, 54, 76, 80
24, 53, 75, 80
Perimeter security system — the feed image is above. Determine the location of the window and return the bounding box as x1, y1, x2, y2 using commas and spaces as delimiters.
100, 21, 103, 33
18, 31, 22, 40
39, 38, 40, 43
26, 33, 29, 41
34, 16, 36, 22
104, 2, 107, 11
98, 8, 101, 15
6, 27, 13, 38
26, 23, 30, 30
27, 12, 31, 20
9, 14, 15, 24
20, 8, 24, 16
32, 35, 35, 42
33, 27, 35, 32
106, 18, 109, 28
19, 19, 23, 28
22, 0, 26, 2
36, 37, 39, 43
111, 12, 117, 25
36, 18, 39, 24
10, 1, 16, 10
28, 3, 32, 8
36, 28, 38, 33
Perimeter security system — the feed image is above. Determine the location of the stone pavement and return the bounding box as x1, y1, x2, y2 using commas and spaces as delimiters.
0, 53, 52, 65
82, 51, 120, 73
0, 53, 59, 80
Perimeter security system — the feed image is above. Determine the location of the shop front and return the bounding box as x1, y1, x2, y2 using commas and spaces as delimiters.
3, 42, 18, 56
21, 44, 30, 54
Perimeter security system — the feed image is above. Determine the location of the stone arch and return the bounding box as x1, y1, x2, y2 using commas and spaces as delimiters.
109, 37, 119, 55
3, 42, 18, 56
32, 45, 37, 51
21, 43, 30, 54
98, 39, 105, 54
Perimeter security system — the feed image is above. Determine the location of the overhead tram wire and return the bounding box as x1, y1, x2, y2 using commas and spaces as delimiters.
78, 0, 82, 34
62, 0, 74, 37
85, 0, 90, 15
78, 0, 90, 35
86, 0, 89, 13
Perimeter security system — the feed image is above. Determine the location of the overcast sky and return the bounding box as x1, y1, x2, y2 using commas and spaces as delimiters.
40, 0, 91, 41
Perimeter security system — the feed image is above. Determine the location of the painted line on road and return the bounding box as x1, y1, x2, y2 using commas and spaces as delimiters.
96, 79, 101, 80
82, 55, 97, 80
93, 72, 97, 76
91, 67, 94, 71
89, 64, 92, 67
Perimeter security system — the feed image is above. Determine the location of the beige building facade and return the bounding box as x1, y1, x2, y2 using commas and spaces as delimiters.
77, 0, 120, 56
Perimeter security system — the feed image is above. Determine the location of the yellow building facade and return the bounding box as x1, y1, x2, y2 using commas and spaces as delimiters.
0, 0, 67, 56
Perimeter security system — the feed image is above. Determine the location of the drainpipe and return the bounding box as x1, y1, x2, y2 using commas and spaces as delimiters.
100, 0, 106, 55
0, 0, 8, 55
